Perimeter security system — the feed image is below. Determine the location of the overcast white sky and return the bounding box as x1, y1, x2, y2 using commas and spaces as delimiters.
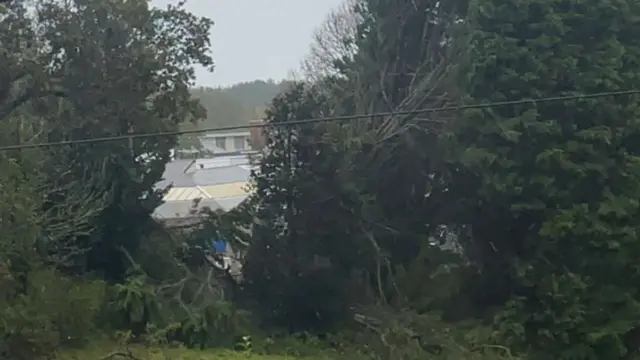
151, 0, 344, 87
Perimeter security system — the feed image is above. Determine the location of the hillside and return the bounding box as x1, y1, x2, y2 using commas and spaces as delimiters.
191, 79, 289, 129
177, 79, 287, 149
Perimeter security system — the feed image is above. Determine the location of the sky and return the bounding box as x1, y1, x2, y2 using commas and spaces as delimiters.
151, 0, 345, 87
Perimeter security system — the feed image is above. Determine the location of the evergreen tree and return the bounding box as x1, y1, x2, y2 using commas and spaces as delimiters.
244, 83, 354, 332
245, 0, 468, 332
454, 0, 640, 357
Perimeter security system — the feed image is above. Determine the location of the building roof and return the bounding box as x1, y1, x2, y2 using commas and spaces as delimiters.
187, 156, 250, 172
154, 157, 255, 220
163, 186, 209, 201
158, 157, 251, 187
200, 182, 249, 199
156, 159, 196, 188
192, 166, 250, 186
154, 198, 222, 219
216, 196, 247, 211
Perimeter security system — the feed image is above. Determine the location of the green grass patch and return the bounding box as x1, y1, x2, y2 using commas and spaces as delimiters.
54, 341, 342, 360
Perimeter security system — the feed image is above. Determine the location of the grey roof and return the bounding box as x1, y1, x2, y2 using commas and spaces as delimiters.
190, 155, 250, 170
156, 159, 195, 188
157, 159, 252, 189
154, 198, 222, 219
192, 166, 251, 186
215, 196, 247, 211
154, 157, 254, 219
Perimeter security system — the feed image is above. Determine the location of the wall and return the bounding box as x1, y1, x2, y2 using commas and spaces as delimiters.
223, 135, 250, 152
202, 132, 252, 153
249, 119, 266, 150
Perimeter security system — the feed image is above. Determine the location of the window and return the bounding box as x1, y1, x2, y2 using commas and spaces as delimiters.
215, 137, 226, 150
233, 136, 246, 151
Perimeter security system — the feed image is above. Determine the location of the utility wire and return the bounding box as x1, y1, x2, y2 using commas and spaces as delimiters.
0, 89, 638, 151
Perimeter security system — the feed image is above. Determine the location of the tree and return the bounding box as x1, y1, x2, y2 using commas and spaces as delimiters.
245, 0, 468, 335
220, 80, 291, 109
244, 83, 353, 332
0, 0, 64, 122
299, 0, 360, 82
453, 0, 640, 357
34, 0, 213, 280
0, 0, 111, 270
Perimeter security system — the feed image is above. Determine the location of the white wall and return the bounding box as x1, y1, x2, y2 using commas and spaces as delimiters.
201, 133, 251, 153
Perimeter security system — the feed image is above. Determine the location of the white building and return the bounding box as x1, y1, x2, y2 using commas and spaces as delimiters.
200, 131, 252, 153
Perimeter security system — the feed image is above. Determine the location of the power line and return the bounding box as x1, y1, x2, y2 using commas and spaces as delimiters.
0, 89, 638, 151
174, 149, 259, 158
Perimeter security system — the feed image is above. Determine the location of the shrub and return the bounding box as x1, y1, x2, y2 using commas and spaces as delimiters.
0, 267, 107, 359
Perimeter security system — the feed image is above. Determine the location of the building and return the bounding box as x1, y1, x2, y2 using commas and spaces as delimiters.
155, 123, 270, 224
154, 125, 267, 280
198, 121, 267, 154
153, 154, 253, 280
175, 122, 266, 159
155, 122, 267, 225
200, 131, 252, 153
249, 119, 267, 150
153, 156, 254, 227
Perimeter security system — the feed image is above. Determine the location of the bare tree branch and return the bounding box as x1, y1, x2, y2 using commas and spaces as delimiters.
299, 0, 361, 83
0, 85, 66, 122
38, 154, 113, 267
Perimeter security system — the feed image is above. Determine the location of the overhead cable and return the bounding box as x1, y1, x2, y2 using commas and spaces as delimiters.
0, 89, 638, 151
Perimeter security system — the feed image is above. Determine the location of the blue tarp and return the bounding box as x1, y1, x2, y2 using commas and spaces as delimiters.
213, 239, 227, 254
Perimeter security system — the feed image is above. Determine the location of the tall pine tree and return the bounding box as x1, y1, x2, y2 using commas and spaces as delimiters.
454, 0, 640, 357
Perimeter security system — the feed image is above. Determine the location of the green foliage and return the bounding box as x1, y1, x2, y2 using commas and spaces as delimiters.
31, 0, 215, 280
236, 335, 252, 352
191, 204, 253, 256
190, 81, 283, 128
0, 0, 260, 356
450, 0, 640, 358
245, 0, 467, 341
222, 80, 293, 109
55, 340, 343, 360
249, 334, 344, 358
0, 156, 42, 269
0, 268, 107, 359
245, 83, 356, 332
167, 299, 252, 349
106, 257, 253, 350
112, 274, 159, 336
345, 307, 520, 360
8, 0, 640, 358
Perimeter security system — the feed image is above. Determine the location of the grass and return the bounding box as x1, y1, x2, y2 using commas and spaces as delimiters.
54, 341, 342, 360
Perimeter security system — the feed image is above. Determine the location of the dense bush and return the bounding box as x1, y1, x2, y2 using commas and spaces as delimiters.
0, 268, 107, 359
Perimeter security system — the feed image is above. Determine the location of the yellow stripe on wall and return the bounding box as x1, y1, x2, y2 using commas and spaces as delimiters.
200, 182, 249, 199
